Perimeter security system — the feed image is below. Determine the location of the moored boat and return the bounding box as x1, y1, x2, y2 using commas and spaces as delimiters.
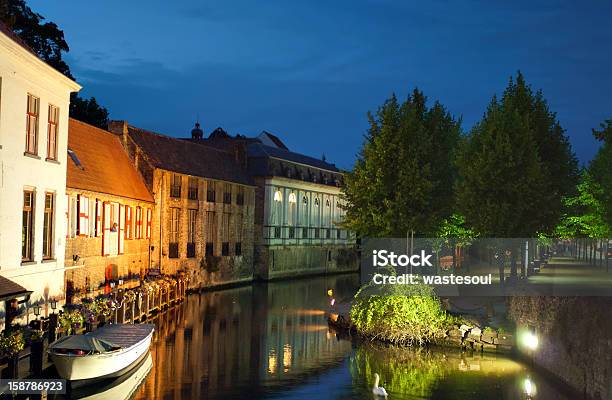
48, 324, 154, 381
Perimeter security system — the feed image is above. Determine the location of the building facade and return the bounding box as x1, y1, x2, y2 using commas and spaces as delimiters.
108, 121, 256, 289
64, 119, 154, 300
192, 129, 358, 279
0, 23, 81, 314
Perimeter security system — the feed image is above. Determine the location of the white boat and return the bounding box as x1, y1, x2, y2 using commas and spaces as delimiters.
48, 324, 154, 381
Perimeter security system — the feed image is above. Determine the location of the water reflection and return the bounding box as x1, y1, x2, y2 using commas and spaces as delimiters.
133, 274, 572, 400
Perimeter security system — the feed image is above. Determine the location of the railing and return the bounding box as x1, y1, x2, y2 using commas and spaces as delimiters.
0, 275, 188, 379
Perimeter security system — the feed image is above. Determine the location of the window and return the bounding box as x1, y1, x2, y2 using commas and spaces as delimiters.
77, 195, 89, 236
289, 227, 295, 239
135, 207, 143, 238
47, 105, 59, 160
235, 242, 242, 256
314, 198, 320, 207
223, 184, 231, 204
274, 190, 283, 202
235, 215, 243, 256
222, 212, 230, 255
169, 208, 180, 258
326, 228, 331, 239
187, 209, 197, 258
68, 149, 83, 168
236, 186, 244, 205
95, 200, 102, 237
314, 228, 320, 239
188, 177, 198, 200
207, 182, 216, 202
42, 193, 54, 259
170, 174, 182, 198
125, 206, 133, 239
205, 242, 214, 256
22, 190, 34, 261
206, 211, 216, 255
337, 229, 342, 239
302, 227, 308, 238
273, 226, 281, 238
146, 208, 152, 239
25, 94, 39, 154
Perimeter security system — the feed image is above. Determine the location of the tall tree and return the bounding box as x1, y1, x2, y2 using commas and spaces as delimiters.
589, 119, 612, 226
456, 72, 578, 237
0, 0, 109, 128
342, 89, 461, 237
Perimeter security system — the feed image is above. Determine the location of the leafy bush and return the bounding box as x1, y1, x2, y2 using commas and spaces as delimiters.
0, 329, 25, 356
350, 280, 454, 345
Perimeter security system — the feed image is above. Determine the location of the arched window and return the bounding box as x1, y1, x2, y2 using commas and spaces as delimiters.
288, 193, 297, 203
314, 198, 320, 207
273, 190, 283, 202
302, 196, 308, 205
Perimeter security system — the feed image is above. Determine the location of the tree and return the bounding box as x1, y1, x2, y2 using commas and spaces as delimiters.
0, 0, 109, 128
342, 89, 461, 237
456, 72, 577, 237
554, 170, 609, 238
589, 120, 612, 227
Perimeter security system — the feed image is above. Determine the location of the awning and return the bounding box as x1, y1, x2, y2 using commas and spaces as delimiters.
0, 276, 32, 303
49, 335, 119, 353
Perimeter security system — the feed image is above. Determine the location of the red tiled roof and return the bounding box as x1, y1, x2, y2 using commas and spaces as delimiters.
67, 119, 154, 203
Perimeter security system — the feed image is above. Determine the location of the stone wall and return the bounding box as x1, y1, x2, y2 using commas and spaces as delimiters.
257, 245, 359, 280
149, 170, 256, 289
509, 296, 612, 400
65, 188, 152, 294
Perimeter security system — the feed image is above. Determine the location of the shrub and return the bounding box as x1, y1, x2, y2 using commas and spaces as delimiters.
350, 280, 454, 345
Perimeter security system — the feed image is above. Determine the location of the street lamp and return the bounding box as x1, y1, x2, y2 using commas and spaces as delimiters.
33, 305, 41, 317
50, 298, 57, 312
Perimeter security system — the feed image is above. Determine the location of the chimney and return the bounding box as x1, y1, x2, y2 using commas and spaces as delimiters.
107, 120, 129, 149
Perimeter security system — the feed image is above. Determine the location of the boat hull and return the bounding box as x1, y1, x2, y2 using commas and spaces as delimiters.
50, 329, 153, 381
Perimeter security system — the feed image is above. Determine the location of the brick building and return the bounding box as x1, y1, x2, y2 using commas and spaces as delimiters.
186, 127, 358, 279
108, 121, 256, 289
65, 119, 154, 299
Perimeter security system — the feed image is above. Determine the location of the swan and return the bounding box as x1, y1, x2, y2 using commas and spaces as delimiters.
372, 373, 388, 397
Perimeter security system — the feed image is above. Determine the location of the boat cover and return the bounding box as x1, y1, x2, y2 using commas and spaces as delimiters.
88, 323, 155, 349
49, 335, 118, 353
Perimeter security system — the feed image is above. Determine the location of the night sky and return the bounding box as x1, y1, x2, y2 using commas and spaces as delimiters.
30, 0, 612, 170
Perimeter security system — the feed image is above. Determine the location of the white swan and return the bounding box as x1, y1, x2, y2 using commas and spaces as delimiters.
372, 373, 388, 397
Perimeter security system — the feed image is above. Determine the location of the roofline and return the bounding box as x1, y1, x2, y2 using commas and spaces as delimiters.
155, 167, 256, 188
0, 30, 81, 92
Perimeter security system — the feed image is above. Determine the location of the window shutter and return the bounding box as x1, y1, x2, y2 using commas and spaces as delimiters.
146, 208, 152, 239
65, 194, 70, 238
118, 204, 125, 254
102, 202, 111, 256
95, 200, 102, 237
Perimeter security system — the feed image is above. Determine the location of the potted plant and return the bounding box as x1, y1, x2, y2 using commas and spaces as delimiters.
0, 328, 25, 378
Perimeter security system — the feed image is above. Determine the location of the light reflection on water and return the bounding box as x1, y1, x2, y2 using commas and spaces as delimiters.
132, 274, 571, 400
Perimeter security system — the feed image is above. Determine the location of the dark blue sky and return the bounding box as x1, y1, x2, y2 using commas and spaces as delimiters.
31, 0, 611, 169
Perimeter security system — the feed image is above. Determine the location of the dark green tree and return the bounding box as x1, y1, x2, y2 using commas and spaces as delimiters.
0, 0, 109, 128
589, 120, 612, 226
342, 89, 461, 237
456, 72, 577, 237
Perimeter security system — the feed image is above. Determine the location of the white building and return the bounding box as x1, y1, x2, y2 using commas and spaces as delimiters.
0, 23, 81, 320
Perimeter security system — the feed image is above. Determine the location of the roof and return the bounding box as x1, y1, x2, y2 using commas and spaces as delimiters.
0, 276, 31, 302
128, 125, 254, 186
247, 142, 340, 172
0, 20, 37, 57
257, 131, 289, 150
67, 119, 154, 203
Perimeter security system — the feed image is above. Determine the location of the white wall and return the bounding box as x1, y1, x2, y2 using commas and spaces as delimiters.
0, 31, 80, 306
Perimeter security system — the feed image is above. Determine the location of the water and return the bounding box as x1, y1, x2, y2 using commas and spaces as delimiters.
129, 274, 571, 400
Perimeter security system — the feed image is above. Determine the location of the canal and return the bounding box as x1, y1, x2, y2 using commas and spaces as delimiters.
128, 274, 571, 400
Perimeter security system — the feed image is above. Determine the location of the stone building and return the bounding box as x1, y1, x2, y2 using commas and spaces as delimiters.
108, 121, 256, 289
0, 22, 81, 318
187, 127, 358, 279
64, 119, 154, 299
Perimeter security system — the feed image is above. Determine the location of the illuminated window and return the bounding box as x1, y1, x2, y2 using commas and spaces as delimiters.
288, 193, 297, 203
273, 190, 282, 202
